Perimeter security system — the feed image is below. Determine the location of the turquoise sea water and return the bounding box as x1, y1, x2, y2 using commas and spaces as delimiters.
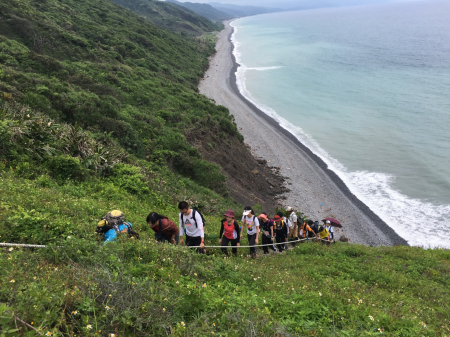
231, 0, 450, 248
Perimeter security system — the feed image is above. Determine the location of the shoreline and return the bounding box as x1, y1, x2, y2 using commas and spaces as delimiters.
200, 20, 408, 246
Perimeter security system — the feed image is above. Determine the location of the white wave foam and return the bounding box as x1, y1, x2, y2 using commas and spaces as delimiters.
247, 66, 283, 71
230, 22, 450, 249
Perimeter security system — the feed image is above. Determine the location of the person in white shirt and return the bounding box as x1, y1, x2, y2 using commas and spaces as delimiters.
325, 220, 335, 243
178, 201, 205, 254
287, 206, 298, 246
241, 206, 260, 258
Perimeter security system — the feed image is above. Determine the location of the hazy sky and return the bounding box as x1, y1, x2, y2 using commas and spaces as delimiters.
184, 0, 418, 9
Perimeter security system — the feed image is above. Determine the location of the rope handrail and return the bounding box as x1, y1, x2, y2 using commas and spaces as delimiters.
1, 242, 54, 248
185, 236, 331, 248
1, 237, 332, 249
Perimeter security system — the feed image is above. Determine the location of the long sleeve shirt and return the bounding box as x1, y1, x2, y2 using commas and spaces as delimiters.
104, 223, 132, 243
151, 218, 179, 239
179, 210, 204, 238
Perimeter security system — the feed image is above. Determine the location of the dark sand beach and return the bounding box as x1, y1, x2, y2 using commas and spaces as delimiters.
199, 21, 408, 246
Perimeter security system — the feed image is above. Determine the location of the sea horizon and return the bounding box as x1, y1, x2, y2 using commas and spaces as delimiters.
230, 0, 450, 249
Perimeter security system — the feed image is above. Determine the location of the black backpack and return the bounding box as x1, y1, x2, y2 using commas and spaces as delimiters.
180, 209, 206, 228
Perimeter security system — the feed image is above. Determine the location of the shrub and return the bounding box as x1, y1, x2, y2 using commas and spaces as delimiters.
48, 154, 87, 182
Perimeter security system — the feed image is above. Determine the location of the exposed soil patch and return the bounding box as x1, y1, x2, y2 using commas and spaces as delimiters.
195, 136, 288, 213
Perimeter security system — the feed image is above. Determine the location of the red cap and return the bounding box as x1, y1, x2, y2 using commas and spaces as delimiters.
273, 215, 281, 221
223, 210, 235, 218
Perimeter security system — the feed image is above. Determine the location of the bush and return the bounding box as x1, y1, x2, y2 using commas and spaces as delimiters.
48, 154, 87, 182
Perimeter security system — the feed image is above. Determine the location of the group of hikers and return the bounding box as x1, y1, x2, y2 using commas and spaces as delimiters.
96, 201, 335, 258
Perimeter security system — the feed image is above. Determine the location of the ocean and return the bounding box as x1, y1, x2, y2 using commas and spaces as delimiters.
230, 0, 450, 248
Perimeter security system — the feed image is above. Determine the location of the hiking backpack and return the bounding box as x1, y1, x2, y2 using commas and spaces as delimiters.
96, 210, 139, 239
311, 222, 320, 234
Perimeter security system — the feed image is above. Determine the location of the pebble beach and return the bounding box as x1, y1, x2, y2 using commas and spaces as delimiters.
199, 21, 408, 246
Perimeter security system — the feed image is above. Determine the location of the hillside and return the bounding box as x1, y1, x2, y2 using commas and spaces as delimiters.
1, 0, 449, 336
0, 0, 286, 209
110, 0, 223, 35
209, 2, 283, 17
166, 0, 233, 22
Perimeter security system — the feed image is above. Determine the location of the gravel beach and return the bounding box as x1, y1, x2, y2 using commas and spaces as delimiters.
199, 21, 408, 246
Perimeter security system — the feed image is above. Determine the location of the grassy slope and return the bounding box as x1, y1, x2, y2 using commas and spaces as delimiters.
1, 177, 449, 336
0, 0, 241, 194
0, 0, 449, 336
166, 0, 233, 22
110, 0, 223, 35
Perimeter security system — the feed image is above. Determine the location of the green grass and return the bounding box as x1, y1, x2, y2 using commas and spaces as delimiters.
0, 0, 241, 195
1, 1, 449, 336
2, 230, 449, 336
1, 171, 449, 336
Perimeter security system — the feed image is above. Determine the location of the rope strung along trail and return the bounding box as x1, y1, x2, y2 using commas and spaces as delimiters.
0, 242, 54, 248
185, 237, 331, 248
1, 237, 331, 249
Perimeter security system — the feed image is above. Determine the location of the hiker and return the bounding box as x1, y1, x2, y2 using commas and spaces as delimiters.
287, 207, 298, 244
277, 211, 291, 250
273, 215, 288, 253
309, 221, 320, 239
178, 201, 205, 253
241, 206, 260, 258
96, 210, 139, 244
258, 213, 275, 254
147, 212, 179, 244
325, 220, 335, 242
298, 220, 317, 241
219, 210, 240, 256
318, 226, 330, 245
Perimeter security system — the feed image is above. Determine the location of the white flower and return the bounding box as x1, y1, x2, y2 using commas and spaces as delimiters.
292, 301, 295, 304
368, 315, 374, 321
10, 279, 15, 283
378, 328, 383, 333
46, 332, 52, 336
181, 322, 185, 326
86, 325, 92, 330
67, 236, 71, 239
8, 247, 13, 252
263, 300, 266, 304
319, 292, 322, 296
105, 306, 110, 310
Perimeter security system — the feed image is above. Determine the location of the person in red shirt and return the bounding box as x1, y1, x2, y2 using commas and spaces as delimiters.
219, 210, 241, 256
147, 212, 179, 244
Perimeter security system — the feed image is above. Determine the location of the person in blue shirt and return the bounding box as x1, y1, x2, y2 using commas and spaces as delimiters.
103, 222, 133, 243
96, 210, 138, 244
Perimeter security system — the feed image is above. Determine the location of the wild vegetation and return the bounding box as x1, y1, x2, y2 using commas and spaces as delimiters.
166, 0, 233, 22
1, 0, 449, 336
110, 0, 224, 35
0, 0, 240, 194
